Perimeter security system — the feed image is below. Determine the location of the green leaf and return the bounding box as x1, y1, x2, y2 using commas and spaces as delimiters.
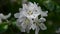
0, 23, 8, 33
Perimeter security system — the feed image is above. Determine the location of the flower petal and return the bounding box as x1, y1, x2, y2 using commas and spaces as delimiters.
14, 13, 20, 18
39, 17, 46, 22
39, 23, 47, 30
41, 11, 48, 17
35, 26, 40, 34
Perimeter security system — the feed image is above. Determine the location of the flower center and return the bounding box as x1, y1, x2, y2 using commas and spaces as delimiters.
27, 11, 33, 15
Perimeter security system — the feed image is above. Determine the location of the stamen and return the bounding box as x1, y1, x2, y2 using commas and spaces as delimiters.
27, 11, 33, 15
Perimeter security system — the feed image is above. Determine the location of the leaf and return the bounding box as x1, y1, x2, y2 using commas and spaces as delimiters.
0, 23, 8, 33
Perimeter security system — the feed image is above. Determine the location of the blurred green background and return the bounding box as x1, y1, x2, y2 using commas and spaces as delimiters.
0, 0, 60, 34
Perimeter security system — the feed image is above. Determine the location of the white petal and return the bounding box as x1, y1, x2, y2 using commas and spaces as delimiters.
14, 13, 20, 18
41, 11, 48, 17
22, 4, 28, 10
35, 26, 40, 34
31, 24, 36, 30
39, 23, 47, 30
39, 17, 46, 22
16, 16, 26, 26
16, 19, 22, 26
0, 13, 11, 19
3, 13, 11, 19
0, 13, 5, 19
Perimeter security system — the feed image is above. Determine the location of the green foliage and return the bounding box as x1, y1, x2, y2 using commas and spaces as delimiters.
0, 23, 8, 33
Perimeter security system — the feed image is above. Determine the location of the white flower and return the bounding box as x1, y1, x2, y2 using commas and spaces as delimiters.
0, 13, 11, 23
14, 2, 48, 34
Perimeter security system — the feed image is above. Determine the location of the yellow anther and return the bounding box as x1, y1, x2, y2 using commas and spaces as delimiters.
27, 11, 33, 15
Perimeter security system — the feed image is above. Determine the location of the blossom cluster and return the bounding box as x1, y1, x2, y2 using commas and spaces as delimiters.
14, 2, 48, 34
